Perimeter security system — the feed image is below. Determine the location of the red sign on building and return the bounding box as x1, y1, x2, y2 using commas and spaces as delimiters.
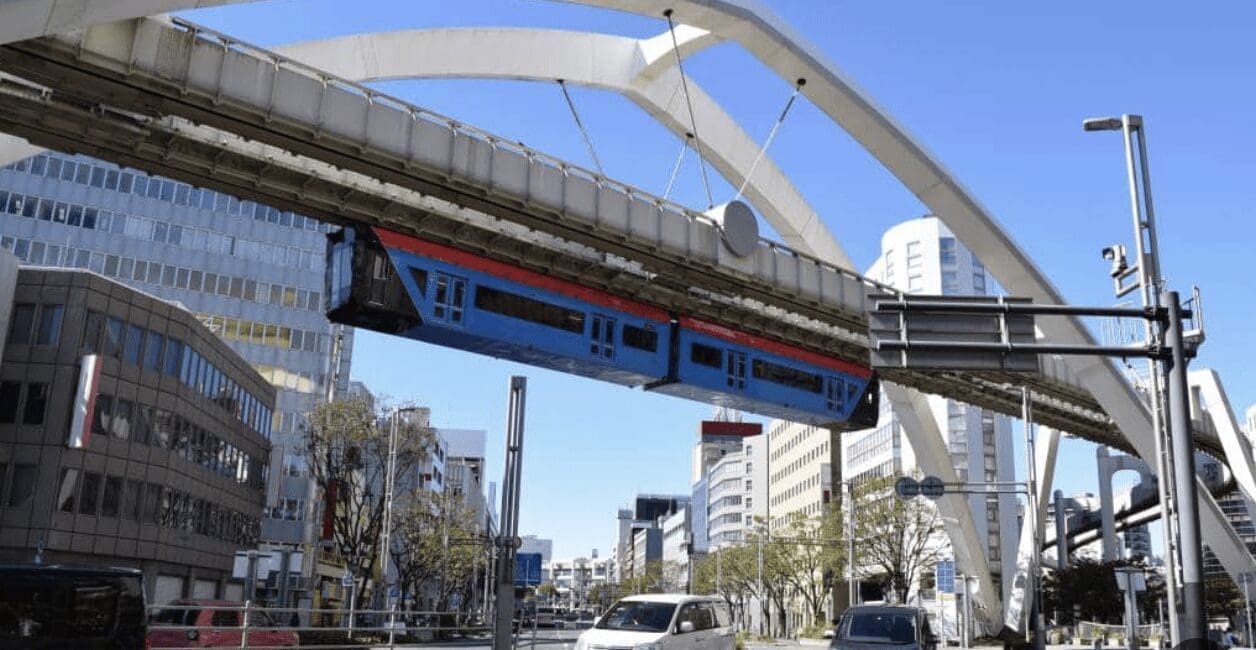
700, 421, 762, 438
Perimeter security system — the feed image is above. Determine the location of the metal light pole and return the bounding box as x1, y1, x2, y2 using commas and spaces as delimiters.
1083, 114, 1181, 646
492, 377, 528, 650
381, 408, 403, 646
1022, 388, 1045, 650
1240, 572, 1254, 649
845, 480, 857, 608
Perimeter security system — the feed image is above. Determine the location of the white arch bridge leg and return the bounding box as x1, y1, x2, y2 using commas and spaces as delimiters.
883, 383, 1002, 633
1004, 427, 1059, 635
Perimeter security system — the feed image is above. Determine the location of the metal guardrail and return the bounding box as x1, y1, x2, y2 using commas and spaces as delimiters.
146, 602, 493, 649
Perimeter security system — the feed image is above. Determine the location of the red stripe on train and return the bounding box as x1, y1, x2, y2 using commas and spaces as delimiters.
679, 316, 873, 380
373, 227, 671, 323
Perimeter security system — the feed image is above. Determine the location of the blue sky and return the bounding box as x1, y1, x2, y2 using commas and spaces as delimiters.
181, 1, 1256, 559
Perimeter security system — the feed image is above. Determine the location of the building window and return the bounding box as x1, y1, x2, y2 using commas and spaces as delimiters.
79, 472, 102, 515
973, 273, 986, 295
22, 383, 48, 425
144, 331, 164, 371
35, 305, 64, 345
939, 237, 957, 266
908, 275, 923, 293
0, 381, 20, 423
7, 304, 34, 344
124, 325, 144, 365
56, 468, 80, 512
7, 464, 36, 507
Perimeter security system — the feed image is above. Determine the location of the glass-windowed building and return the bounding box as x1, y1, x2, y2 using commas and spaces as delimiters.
0, 151, 354, 594
0, 263, 274, 602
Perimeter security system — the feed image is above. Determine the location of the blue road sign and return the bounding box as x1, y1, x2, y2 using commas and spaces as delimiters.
936, 559, 955, 593
515, 553, 542, 587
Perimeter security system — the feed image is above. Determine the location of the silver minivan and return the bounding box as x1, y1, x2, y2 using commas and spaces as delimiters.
576, 594, 734, 650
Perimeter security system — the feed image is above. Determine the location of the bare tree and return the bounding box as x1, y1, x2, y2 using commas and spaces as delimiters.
305, 397, 433, 602
853, 476, 947, 603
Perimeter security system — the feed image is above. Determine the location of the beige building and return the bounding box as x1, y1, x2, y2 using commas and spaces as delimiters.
766, 421, 833, 533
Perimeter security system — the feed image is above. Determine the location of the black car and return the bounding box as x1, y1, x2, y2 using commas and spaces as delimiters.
0, 564, 147, 649
829, 605, 937, 650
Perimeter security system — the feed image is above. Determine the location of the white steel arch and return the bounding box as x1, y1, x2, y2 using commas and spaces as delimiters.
0, 0, 1250, 585
273, 27, 1004, 624
273, 28, 854, 270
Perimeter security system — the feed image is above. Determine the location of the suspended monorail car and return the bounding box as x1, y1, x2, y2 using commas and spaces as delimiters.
327, 226, 877, 428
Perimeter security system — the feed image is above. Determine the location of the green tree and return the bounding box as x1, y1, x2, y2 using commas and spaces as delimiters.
853, 476, 946, 603
1041, 559, 1167, 624
538, 582, 559, 602
305, 398, 433, 602
774, 505, 846, 624
390, 488, 481, 615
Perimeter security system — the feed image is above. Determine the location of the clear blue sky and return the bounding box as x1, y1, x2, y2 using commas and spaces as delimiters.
182, 1, 1256, 559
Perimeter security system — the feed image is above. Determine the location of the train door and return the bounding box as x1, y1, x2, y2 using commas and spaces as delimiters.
432, 272, 467, 324
726, 350, 746, 390
825, 376, 843, 413
589, 314, 616, 360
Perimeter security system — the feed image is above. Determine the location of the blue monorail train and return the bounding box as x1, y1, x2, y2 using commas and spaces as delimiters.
327, 226, 878, 428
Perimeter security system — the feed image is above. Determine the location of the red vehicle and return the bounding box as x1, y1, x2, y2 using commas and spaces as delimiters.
148, 599, 298, 648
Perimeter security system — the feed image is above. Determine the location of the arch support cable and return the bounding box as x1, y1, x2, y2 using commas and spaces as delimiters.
734, 78, 806, 203
557, 79, 605, 176
664, 8, 714, 209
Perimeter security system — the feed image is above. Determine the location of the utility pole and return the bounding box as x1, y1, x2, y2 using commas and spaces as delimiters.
492, 377, 528, 650
1165, 291, 1207, 649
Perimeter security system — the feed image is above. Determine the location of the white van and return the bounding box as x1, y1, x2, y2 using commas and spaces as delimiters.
575, 594, 734, 650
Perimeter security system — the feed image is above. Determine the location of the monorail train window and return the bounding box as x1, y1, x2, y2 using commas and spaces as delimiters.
690, 343, 722, 368
474, 286, 585, 334
371, 252, 391, 280
623, 324, 658, 352
752, 359, 823, 393
408, 267, 428, 297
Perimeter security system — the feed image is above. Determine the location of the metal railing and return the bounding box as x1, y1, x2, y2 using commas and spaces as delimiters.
146, 601, 493, 649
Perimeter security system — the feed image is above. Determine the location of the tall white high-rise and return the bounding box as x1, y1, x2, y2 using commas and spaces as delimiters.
846, 216, 1018, 598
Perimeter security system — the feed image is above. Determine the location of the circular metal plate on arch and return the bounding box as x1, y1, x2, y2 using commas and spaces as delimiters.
705, 200, 760, 257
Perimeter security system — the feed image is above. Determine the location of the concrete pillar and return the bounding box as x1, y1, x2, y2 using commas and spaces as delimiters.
1096, 447, 1120, 562
1054, 490, 1069, 571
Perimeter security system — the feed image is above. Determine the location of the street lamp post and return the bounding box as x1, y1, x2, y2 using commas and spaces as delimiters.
1085, 114, 1200, 647
1240, 572, 1254, 650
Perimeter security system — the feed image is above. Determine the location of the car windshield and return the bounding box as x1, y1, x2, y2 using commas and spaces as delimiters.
0, 576, 122, 641
595, 601, 677, 633
840, 612, 917, 645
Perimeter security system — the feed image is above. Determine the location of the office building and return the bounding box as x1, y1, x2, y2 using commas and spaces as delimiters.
0, 262, 274, 603
614, 494, 688, 582
0, 153, 354, 566
550, 554, 611, 607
